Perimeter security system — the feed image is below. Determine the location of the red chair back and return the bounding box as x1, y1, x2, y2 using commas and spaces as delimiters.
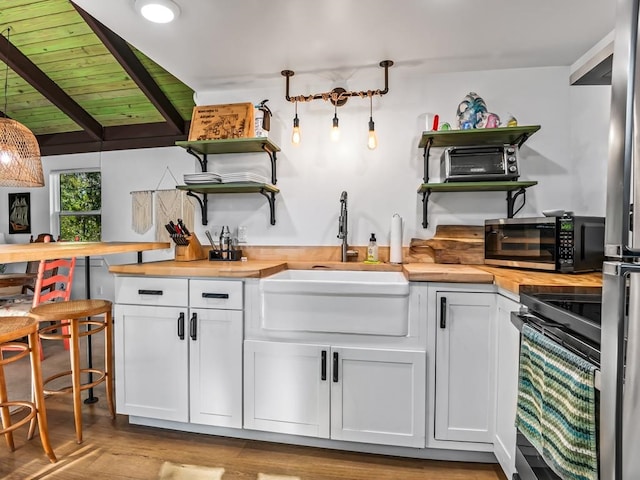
31, 257, 76, 307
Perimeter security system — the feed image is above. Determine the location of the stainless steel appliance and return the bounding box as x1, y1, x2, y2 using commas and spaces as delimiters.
484, 215, 605, 272
512, 290, 602, 479
601, 0, 640, 477
440, 144, 519, 182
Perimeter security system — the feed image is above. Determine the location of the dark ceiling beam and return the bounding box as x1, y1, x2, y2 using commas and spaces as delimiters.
0, 32, 103, 141
37, 121, 189, 156
73, 3, 186, 135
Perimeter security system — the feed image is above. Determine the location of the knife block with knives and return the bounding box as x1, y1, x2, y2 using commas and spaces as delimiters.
174, 232, 207, 262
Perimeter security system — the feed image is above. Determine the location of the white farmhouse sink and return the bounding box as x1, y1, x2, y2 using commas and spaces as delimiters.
260, 269, 410, 335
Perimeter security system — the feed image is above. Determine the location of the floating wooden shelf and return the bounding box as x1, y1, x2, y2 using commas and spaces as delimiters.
418, 125, 541, 149
176, 137, 281, 156
176, 138, 282, 225
417, 181, 538, 228
417, 126, 541, 228
417, 181, 538, 194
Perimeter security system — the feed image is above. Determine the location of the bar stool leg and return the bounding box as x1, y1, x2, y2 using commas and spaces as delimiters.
70, 319, 83, 444
0, 351, 15, 452
104, 311, 115, 419
27, 330, 56, 462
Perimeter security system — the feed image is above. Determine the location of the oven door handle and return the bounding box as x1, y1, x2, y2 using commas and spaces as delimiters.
510, 312, 601, 391
511, 312, 568, 332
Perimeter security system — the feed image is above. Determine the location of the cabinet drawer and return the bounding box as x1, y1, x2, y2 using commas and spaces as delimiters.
115, 277, 188, 306
190, 279, 243, 310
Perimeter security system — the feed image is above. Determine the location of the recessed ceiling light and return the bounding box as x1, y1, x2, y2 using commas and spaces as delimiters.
135, 0, 180, 23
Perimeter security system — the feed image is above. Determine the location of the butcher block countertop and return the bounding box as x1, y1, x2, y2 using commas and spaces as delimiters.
109, 258, 602, 294
108, 259, 287, 279
476, 266, 602, 293
402, 263, 494, 283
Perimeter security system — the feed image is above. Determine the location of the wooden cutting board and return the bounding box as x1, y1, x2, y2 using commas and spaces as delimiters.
409, 225, 484, 264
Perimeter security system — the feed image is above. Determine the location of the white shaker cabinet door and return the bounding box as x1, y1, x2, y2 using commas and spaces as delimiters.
434, 291, 496, 443
244, 340, 330, 438
493, 294, 521, 478
114, 304, 189, 422
330, 346, 426, 448
189, 308, 243, 428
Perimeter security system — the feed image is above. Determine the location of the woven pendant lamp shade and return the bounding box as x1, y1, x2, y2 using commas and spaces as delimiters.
0, 117, 44, 187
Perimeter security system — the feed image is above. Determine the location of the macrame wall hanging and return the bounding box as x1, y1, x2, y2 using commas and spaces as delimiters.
130, 166, 195, 241
131, 190, 153, 234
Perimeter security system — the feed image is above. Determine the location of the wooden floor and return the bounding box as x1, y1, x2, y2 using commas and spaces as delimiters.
1, 341, 507, 480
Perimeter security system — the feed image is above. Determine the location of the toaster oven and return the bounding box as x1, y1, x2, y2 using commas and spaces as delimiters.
441, 144, 519, 182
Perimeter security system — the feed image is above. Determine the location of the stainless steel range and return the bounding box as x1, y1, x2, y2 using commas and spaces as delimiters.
511, 289, 602, 480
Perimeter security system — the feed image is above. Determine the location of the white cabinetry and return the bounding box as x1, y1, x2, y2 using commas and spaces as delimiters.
428, 285, 496, 450
331, 346, 425, 446
188, 279, 243, 428
114, 277, 189, 422
244, 340, 425, 447
493, 292, 521, 478
244, 341, 330, 437
114, 276, 243, 428
115, 303, 189, 422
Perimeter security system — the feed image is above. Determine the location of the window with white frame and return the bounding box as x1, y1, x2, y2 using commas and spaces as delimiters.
50, 169, 102, 241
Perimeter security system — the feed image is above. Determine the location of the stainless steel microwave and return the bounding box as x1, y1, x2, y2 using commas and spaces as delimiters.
484, 215, 605, 272
440, 144, 519, 182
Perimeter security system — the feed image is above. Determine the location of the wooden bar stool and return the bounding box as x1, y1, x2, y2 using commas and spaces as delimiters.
29, 299, 115, 444
0, 316, 56, 462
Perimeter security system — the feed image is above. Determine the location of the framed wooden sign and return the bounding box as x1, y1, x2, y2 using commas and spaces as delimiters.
188, 102, 255, 141
8, 192, 31, 234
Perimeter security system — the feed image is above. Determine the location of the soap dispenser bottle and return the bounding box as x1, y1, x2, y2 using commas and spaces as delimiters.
367, 233, 379, 262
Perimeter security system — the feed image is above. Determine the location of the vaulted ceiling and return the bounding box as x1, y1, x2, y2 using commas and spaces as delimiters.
0, 0, 617, 157
0, 0, 195, 156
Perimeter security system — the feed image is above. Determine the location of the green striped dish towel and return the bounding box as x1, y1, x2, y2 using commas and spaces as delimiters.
515, 324, 598, 480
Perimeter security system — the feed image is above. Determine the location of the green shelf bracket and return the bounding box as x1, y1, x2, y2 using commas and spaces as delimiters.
186, 191, 209, 225
261, 143, 278, 185
421, 189, 431, 228
422, 138, 433, 183
186, 147, 207, 172
506, 187, 527, 218
259, 188, 277, 225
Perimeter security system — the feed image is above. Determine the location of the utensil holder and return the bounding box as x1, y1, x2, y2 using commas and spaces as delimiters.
209, 248, 243, 261
175, 233, 207, 261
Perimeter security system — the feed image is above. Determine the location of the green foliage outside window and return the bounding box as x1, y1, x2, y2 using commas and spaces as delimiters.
59, 171, 102, 241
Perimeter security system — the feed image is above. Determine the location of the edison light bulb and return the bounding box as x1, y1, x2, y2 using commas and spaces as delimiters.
331, 114, 340, 142
367, 118, 377, 150
367, 130, 378, 150
291, 116, 301, 145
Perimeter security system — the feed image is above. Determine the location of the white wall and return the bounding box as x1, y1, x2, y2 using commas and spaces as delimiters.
0, 63, 611, 273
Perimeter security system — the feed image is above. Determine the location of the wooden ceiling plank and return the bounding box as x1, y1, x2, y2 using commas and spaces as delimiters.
2, 1, 74, 25
11, 23, 94, 48
17, 33, 102, 56
5, 10, 82, 35
0, 32, 103, 140
27, 44, 108, 65
73, 3, 185, 135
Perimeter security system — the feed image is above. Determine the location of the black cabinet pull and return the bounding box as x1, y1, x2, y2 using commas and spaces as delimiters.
177, 312, 185, 340
138, 289, 163, 295
332, 352, 339, 382
440, 297, 447, 328
321, 350, 327, 381
202, 292, 229, 299
190, 312, 197, 340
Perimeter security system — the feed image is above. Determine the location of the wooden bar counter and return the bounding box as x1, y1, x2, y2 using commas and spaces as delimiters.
0, 242, 169, 264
